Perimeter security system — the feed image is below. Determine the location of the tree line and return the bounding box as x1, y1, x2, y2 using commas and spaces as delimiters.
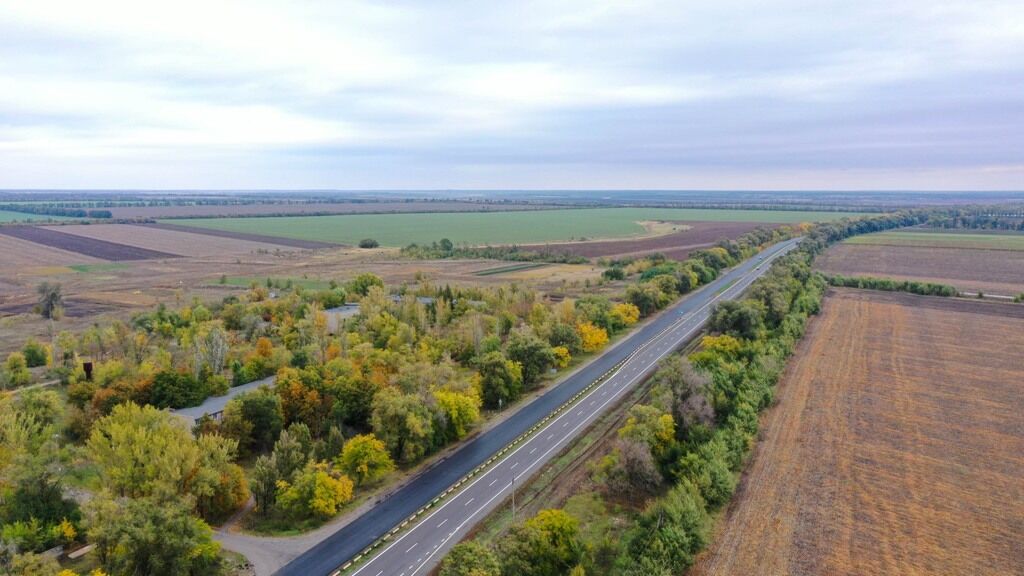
824, 274, 958, 297
437, 210, 929, 576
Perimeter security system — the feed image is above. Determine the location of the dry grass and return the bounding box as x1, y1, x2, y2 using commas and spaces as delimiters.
815, 243, 1024, 296
693, 289, 1024, 576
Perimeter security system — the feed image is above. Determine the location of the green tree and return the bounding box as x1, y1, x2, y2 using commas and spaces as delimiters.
21, 339, 49, 368
547, 323, 582, 354
85, 495, 221, 576
3, 352, 32, 388
507, 329, 555, 387
347, 273, 384, 297
498, 509, 583, 576
625, 283, 665, 317
250, 454, 280, 517
150, 370, 207, 409
271, 428, 310, 482
674, 439, 736, 508
222, 388, 283, 454
709, 300, 765, 340
275, 461, 354, 519
36, 282, 63, 320
370, 388, 435, 465
620, 480, 709, 574
477, 351, 523, 409
440, 541, 501, 576
87, 402, 246, 520
337, 434, 395, 487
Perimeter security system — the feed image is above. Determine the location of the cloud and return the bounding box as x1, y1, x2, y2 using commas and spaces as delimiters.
0, 0, 1022, 189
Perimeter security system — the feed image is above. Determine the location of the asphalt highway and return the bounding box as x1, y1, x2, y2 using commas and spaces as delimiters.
276, 238, 801, 576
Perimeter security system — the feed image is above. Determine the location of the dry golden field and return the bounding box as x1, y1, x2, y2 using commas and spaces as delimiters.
692, 289, 1024, 576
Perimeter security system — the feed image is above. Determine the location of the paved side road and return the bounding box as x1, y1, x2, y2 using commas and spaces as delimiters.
277, 238, 801, 576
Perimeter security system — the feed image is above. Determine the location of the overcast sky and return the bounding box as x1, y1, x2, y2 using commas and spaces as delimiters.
1, 0, 1022, 190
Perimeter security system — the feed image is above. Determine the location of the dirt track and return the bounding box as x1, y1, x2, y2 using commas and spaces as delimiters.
692, 289, 1024, 576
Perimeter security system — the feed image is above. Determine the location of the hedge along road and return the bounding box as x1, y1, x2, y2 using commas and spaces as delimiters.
275, 238, 802, 576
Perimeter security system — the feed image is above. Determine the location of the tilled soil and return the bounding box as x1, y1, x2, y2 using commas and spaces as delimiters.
692, 289, 1024, 576
0, 225, 180, 261
535, 221, 766, 260
816, 243, 1024, 296
53, 224, 304, 257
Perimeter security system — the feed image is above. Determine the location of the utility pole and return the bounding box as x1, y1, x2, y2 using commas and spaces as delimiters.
511, 472, 516, 524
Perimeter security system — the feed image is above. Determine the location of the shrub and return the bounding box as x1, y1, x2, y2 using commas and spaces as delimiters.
440, 542, 501, 576
149, 370, 207, 409
4, 352, 32, 388
358, 238, 380, 249
22, 339, 50, 368
602, 267, 626, 281
275, 461, 354, 519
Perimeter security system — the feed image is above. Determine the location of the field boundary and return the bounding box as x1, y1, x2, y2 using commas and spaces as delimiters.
143, 222, 340, 249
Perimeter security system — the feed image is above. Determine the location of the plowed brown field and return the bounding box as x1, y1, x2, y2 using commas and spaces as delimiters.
0, 234, 103, 267
816, 243, 1024, 296
692, 289, 1024, 576
53, 224, 302, 257
0, 226, 178, 261
536, 221, 765, 260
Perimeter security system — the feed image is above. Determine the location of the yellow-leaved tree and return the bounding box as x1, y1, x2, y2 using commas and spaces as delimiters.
610, 302, 640, 327
576, 322, 609, 353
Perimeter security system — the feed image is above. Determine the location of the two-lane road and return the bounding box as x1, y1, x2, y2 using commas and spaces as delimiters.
277, 238, 801, 576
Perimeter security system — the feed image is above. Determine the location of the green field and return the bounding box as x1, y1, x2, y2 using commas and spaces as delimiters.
0, 210, 72, 223
845, 229, 1024, 251
166, 208, 867, 247
69, 263, 131, 273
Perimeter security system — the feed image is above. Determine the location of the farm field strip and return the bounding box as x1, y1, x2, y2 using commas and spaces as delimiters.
816, 243, 1024, 296
143, 222, 338, 249
0, 226, 180, 261
0, 209, 73, 222
215, 276, 334, 290
473, 262, 548, 276
165, 208, 867, 247
846, 230, 1024, 250
692, 289, 1024, 576
535, 220, 765, 259
52, 224, 306, 257
0, 234, 104, 267
106, 200, 554, 219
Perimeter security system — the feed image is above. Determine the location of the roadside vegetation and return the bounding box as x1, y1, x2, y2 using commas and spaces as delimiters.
438, 211, 927, 576
0, 218, 805, 574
